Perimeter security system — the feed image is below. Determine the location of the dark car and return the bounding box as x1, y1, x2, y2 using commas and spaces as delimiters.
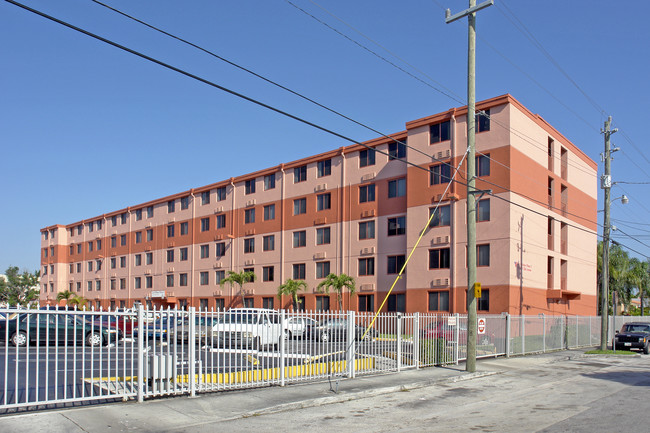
0, 312, 122, 347
87, 314, 138, 338
420, 320, 494, 346
312, 318, 377, 342
613, 322, 650, 354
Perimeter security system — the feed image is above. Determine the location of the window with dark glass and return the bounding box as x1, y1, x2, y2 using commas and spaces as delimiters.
217, 186, 227, 201
263, 266, 274, 282
180, 247, 188, 261
387, 255, 406, 274
215, 242, 226, 257
293, 231, 306, 248
477, 109, 490, 132
263, 235, 275, 251
316, 261, 330, 279
180, 221, 188, 235
388, 141, 406, 160
477, 244, 490, 267
166, 249, 174, 263
359, 148, 376, 167
244, 238, 255, 253
388, 178, 406, 198
294, 198, 306, 215
264, 204, 275, 221
316, 227, 330, 245
167, 224, 175, 238
245, 179, 256, 195
201, 217, 210, 232
359, 258, 375, 276
359, 184, 375, 203
216, 214, 226, 229
245, 208, 255, 224
429, 205, 451, 227
429, 248, 451, 269
476, 154, 490, 177
430, 163, 451, 185
477, 199, 490, 222
317, 159, 331, 177
201, 191, 210, 205
316, 296, 330, 311
387, 216, 406, 236
359, 221, 375, 240
181, 196, 190, 210
200, 244, 209, 259
264, 174, 275, 190
168, 200, 175, 213
294, 165, 307, 183
317, 193, 331, 211
430, 120, 450, 144
387, 294, 406, 312
428, 291, 450, 311
293, 263, 306, 280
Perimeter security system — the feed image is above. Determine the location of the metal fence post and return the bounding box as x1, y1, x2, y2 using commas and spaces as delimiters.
137, 304, 144, 403
521, 315, 525, 355
542, 314, 546, 353
347, 311, 356, 378
414, 313, 420, 370
505, 313, 510, 357
280, 310, 286, 387
589, 316, 592, 346
189, 307, 196, 397
454, 313, 460, 365
396, 313, 402, 372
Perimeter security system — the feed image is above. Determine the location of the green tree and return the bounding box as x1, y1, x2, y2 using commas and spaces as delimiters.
67, 295, 88, 309
317, 273, 356, 312
277, 279, 308, 310
626, 258, 650, 315
56, 290, 75, 304
597, 241, 633, 314
0, 266, 40, 307
220, 270, 256, 308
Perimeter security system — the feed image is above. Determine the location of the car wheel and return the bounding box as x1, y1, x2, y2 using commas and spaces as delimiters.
86, 332, 103, 347
644, 343, 650, 355
320, 332, 329, 342
11, 331, 27, 347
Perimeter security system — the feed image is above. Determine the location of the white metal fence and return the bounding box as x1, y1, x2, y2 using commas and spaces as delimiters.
1, 306, 625, 412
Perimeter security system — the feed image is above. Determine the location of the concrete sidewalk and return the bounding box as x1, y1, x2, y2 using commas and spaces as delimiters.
0, 350, 590, 433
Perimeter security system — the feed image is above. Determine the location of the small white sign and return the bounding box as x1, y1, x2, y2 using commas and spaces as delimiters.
478, 317, 486, 334
151, 291, 165, 299
447, 316, 457, 326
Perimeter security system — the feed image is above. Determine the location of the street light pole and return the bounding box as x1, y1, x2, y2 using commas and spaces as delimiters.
445, 0, 493, 373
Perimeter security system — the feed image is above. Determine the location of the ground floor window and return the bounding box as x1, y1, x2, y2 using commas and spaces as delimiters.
316, 295, 330, 311
263, 297, 274, 309
465, 288, 490, 311
244, 297, 254, 308
200, 298, 209, 310
358, 294, 374, 312
428, 291, 450, 312
214, 298, 225, 311
387, 293, 405, 312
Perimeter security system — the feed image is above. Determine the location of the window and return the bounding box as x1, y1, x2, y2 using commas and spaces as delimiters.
429, 248, 451, 269
201, 217, 210, 232
95, 280, 101, 291
430, 120, 450, 144
215, 270, 225, 284
167, 224, 175, 238
317, 159, 331, 177
359, 149, 376, 167
263, 204, 275, 221
135, 209, 142, 221
146, 206, 154, 218
317, 193, 331, 211
359, 258, 375, 276
146, 229, 153, 242
263, 235, 274, 252
201, 191, 210, 205
294, 165, 307, 183
245, 179, 256, 195
316, 296, 330, 311
293, 231, 306, 248
168, 200, 175, 213
88, 241, 93, 252
388, 141, 406, 160
77, 244, 82, 254
316, 261, 330, 279
146, 252, 153, 265
213, 214, 225, 229
215, 242, 226, 257
77, 225, 82, 235
135, 277, 141, 289
69, 263, 73, 273
243, 298, 254, 308
477, 244, 490, 267
387, 294, 406, 312
477, 109, 490, 132
359, 184, 375, 203
359, 221, 375, 240
358, 295, 374, 312
135, 254, 141, 266
244, 208, 255, 224
200, 244, 209, 259
166, 274, 174, 287
120, 256, 126, 268
96, 259, 102, 271
263, 297, 274, 309
294, 198, 306, 215
69, 245, 73, 255
217, 186, 227, 201
200, 299, 209, 310
180, 273, 189, 286
97, 220, 103, 230
96, 239, 102, 250
214, 298, 225, 310
476, 154, 490, 177
293, 263, 306, 280
199, 272, 208, 286
477, 199, 490, 222
477, 289, 490, 311
430, 163, 451, 185
387, 216, 406, 236
244, 238, 255, 253
316, 227, 330, 245
243, 267, 254, 274
76, 262, 81, 272
111, 215, 117, 227
120, 278, 126, 290
429, 205, 451, 227
121, 213, 127, 224
87, 281, 92, 291
120, 234, 127, 246
181, 196, 190, 210
388, 178, 406, 198
180, 221, 188, 235
146, 276, 153, 288
387, 255, 406, 274
166, 249, 174, 263
88, 222, 94, 233
263, 266, 274, 282
135, 231, 142, 243
428, 291, 449, 311
264, 174, 275, 190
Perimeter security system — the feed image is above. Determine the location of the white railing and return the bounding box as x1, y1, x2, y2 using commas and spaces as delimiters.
1, 306, 617, 412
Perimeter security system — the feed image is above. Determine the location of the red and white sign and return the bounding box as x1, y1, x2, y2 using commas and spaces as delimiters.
477, 318, 486, 334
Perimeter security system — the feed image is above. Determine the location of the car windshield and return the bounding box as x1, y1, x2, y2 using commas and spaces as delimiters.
622, 324, 650, 333
219, 312, 258, 324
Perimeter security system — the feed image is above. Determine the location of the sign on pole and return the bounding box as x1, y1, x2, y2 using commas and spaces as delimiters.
477, 317, 486, 335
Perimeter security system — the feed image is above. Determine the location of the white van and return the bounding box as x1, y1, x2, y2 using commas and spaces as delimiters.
211, 308, 282, 349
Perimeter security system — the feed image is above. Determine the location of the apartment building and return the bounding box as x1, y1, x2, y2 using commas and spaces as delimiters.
40, 94, 598, 315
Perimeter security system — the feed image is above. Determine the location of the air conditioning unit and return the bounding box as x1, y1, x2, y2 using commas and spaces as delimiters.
246, 199, 256, 207
145, 269, 151, 275
167, 267, 174, 273
145, 246, 152, 252
314, 217, 327, 225
360, 284, 374, 292
445, 149, 450, 158
314, 184, 327, 192
361, 209, 376, 218
167, 242, 175, 247
245, 229, 255, 236
215, 234, 224, 240
213, 290, 222, 296
244, 288, 255, 295
214, 207, 224, 214
145, 223, 152, 228
314, 252, 327, 260
361, 172, 376, 182
361, 246, 375, 255
168, 218, 175, 223
244, 259, 255, 266
111, 273, 117, 278
213, 262, 223, 268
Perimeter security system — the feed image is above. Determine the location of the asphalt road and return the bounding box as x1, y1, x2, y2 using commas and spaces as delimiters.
209, 353, 650, 432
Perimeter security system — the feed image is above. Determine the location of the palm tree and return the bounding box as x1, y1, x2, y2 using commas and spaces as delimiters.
277, 279, 308, 310
609, 244, 631, 314
220, 270, 256, 307
56, 290, 75, 305
626, 258, 650, 315
67, 295, 88, 309
317, 273, 356, 312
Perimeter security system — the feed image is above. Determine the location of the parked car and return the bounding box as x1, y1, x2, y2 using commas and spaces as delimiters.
0, 313, 122, 347
134, 317, 184, 340
284, 317, 318, 339
420, 320, 494, 346
86, 314, 138, 338
211, 308, 282, 349
170, 316, 214, 344
312, 318, 378, 342
613, 322, 650, 354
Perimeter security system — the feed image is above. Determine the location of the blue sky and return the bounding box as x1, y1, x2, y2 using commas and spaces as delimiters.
1, 0, 649, 274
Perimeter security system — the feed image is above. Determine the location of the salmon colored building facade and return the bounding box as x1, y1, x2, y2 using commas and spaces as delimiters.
40, 95, 598, 315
